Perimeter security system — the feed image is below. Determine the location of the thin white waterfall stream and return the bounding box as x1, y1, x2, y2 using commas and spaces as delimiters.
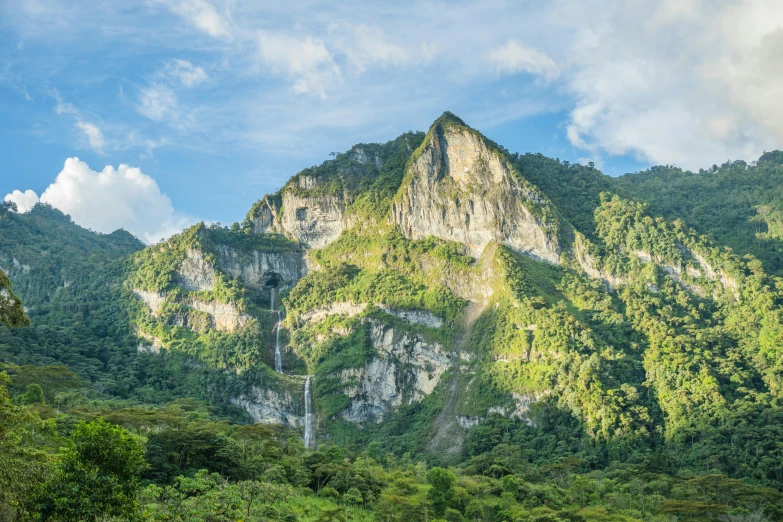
274, 311, 283, 373
270, 287, 275, 311
304, 376, 314, 449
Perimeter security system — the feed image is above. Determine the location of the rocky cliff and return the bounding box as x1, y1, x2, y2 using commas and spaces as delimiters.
216, 244, 306, 292
336, 318, 452, 423
391, 114, 562, 262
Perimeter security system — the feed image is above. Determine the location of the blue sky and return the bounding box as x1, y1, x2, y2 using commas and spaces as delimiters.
2, 0, 782, 242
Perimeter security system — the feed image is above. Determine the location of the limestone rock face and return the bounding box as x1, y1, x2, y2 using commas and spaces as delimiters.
339, 319, 452, 423
186, 298, 251, 332
375, 306, 443, 328
133, 288, 251, 333
391, 122, 561, 262
349, 145, 383, 168
276, 191, 348, 249
133, 290, 166, 315
250, 197, 278, 235
299, 301, 368, 324
250, 191, 347, 249
232, 386, 304, 427
177, 248, 217, 291
215, 245, 306, 291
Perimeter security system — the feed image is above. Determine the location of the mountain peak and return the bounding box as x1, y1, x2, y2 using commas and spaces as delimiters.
429, 111, 468, 131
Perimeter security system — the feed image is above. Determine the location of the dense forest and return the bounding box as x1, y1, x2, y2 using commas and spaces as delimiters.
3, 114, 783, 521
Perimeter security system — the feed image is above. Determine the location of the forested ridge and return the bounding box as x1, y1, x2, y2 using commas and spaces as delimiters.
4, 116, 783, 521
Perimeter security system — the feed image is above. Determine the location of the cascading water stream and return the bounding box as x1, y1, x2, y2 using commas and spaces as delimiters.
270, 287, 283, 373
274, 311, 283, 373
304, 376, 314, 449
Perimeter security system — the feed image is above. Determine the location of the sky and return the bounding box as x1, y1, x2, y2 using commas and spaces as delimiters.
2, 0, 783, 243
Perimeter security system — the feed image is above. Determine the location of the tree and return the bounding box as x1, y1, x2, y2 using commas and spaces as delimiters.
427, 467, 456, 518
7, 365, 82, 405
0, 372, 51, 521
18, 383, 45, 405
35, 418, 147, 521
344, 486, 363, 519
0, 269, 29, 329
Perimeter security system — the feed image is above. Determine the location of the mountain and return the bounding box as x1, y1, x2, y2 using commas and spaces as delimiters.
4, 113, 783, 520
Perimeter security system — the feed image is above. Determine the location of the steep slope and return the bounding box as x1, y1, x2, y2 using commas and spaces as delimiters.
127, 223, 311, 426
247, 132, 425, 247
0, 269, 28, 329
0, 203, 143, 311
392, 113, 563, 262
0, 205, 261, 420
613, 154, 783, 276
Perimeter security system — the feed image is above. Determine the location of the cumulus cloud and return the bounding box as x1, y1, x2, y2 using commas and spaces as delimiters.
5, 158, 193, 243
258, 32, 341, 99
166, 59, 208, 87
4, 190, 39, 213
488, 40, 560, 81
75, 121, 105, 154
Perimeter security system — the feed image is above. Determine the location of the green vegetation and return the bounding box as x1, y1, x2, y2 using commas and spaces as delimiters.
5, 121, 783, 520
0, 268, 28, 328
3, 370, 782, 520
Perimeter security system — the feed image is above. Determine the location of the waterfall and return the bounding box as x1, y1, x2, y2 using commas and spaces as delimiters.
270, 287, 275, 311
304, 376, 315, 449
274, 311, 283, 373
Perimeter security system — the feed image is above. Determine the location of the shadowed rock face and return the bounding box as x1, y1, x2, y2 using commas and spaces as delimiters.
391, 122, 562, 262
215, 245, 307, 291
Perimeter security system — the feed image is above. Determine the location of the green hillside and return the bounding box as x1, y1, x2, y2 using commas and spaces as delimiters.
3, 115, 783, 521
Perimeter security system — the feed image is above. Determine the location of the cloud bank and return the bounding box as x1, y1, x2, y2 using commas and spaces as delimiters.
5, 158, 192, 243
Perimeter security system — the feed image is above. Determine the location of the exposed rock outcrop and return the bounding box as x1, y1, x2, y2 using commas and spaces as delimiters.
177, 248, 217, 291
349, 145, 383, 168
134, 290, 166, 315
186, 298, 251, 332
250, 192, 349, 249
278, 192, 348, 249
339, 319, 452, 423
391, 118, 561, 262
216, 245, 306, 291
134, 289, 251, 333
299, 301, 368, 324
231, 386, 304, 427
375, 306, 444, 328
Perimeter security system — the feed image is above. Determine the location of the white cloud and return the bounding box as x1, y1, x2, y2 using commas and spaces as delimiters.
7, 158, 193, 243
159, 0, 229, 38
330, 24, 410, 73
52, 89, 77, 115
137, 84, 178, 121
557, 0, 783, 169
488, 40, 560, 81
166, 59, 208, 87
12, 0, 783, 183
257, 32, 341, 99
75, 121, 105, 154
4, 190, 39, 213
